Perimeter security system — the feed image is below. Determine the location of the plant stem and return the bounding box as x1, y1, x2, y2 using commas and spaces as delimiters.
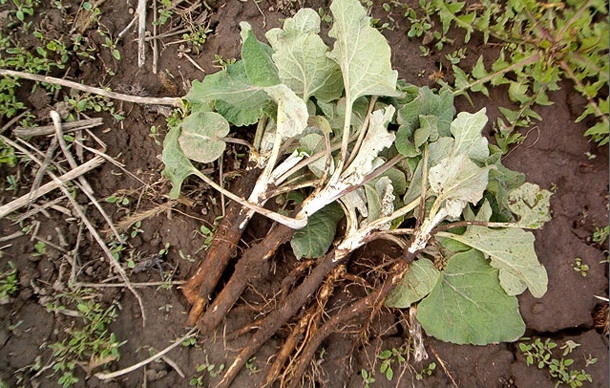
193, 170, 307, 229
556, 0, 598, 39
0, 69, 184, 108
560, 60, 609, 122
453, 52, 541, 95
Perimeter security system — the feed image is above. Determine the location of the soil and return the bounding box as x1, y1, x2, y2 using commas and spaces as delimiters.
0, 1, 608, 387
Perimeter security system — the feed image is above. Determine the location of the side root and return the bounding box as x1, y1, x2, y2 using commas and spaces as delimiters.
216, 250, 342, 388
285, 254, 414, 388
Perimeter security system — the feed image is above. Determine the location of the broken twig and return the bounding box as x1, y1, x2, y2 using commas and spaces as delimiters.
0, 69, 183, 108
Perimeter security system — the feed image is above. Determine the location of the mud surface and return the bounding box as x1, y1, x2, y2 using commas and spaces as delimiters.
0, 1, 607, 387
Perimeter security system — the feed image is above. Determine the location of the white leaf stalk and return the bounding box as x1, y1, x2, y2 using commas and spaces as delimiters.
302, 106, 396, 218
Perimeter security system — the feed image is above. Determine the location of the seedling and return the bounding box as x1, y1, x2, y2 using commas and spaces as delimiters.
378, 346, 407, 381
571, 258, 589, 277
105, 194, 130, 207
189, 356, 225, 386
361, 368, 375, 387
32, 241, 46, 257
245, 357, 258, 374
592, 226, 608, 246
0, 261, 18, 304
415, 361, 436, 380
181, 336, 197, 347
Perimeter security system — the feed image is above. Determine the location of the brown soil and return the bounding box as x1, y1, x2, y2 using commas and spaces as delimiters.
0, 1, 607, 387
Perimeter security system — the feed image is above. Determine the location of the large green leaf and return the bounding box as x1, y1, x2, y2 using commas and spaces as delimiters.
506, 182, 552, 229
385, 259, 440, 308
417, 250, 526, 345
290, 202, 344, 260
178, 112, 230, 164
439, 226, 548, 297
265, 9, 343, 102
263, 84, 309, 140
342, 106, 396, 181
327, 0, 399, 104
161, 124, 200, 199
450, 108, 489, 162
240, 22, 280, 87
185, 61, 273, 126
429, 154, 490, 217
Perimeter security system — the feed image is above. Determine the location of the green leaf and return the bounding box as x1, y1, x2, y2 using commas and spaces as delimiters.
266, 9, 343, 102
240, 22, 280, 86
162, 124, 201, 199
417, 250, 526, 345
327, 0, 399, 105
385, 259, 440, 308
440, 226, 547, 297
290, 202, 344, 259
263, 84, 309, 140
506, 182, 552, 229
429, 154, 491, 216
396, 87, 455, 156
342, 106, 396, 180
178, 112, 230, 163
472, 57, 489, 81
450, 108, 489, 162
378, 167, 407, 197
414, 115, 439, 149
185, 61, 273, 126
364, 176, 395, 223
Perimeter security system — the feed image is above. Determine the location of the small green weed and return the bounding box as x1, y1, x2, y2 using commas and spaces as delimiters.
360, 368, 375, 387
0, 139, 16, 167
519, 338, 596, 387
245, 357, 258, 374
64, 92, 124, 121
0, 261, 18, 304
592, 226, 608, 246
105, 194, 130, 207
32, 241, 46, 257
378, 346, 407, 381
45, 288, 124, 387
571, 258, 590, 277
154, 0, 174, 26
182, 26, 213, 52
189, 356, 225, 386
415, 361, 436, 380
212, 54, 237, 70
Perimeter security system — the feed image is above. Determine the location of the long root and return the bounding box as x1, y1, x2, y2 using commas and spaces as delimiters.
284, 254, 414, 387
182, 168, 260, 325
216, 250, 340, 387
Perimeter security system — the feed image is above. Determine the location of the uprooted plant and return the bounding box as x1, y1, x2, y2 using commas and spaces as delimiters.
0, 0, 553, 385
160, 0, 552, 386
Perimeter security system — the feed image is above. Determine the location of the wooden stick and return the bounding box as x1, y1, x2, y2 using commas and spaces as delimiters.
95, 328, 198, 380
0, 135, 148, 327
137, 0, 147, 67
0, 69, 183, 108
0, 155, 104, 219
13, 118, 103, 138
51, 111, 122, 242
